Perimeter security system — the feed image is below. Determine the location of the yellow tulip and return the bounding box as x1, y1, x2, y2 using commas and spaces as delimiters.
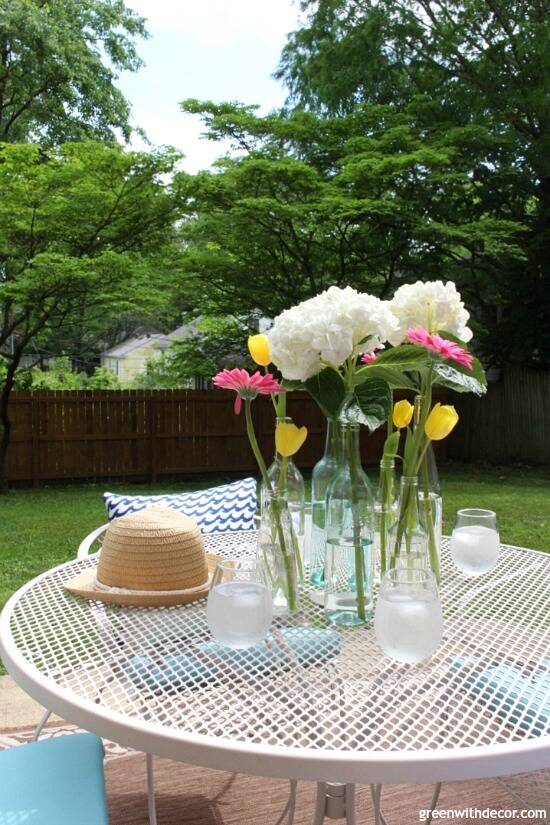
424, 403, 459, 440
392, 399, 414, 429
248, 334, 271, 367
275, 421, 308, 457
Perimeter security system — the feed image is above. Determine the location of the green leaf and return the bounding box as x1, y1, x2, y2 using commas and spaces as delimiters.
373, 344, 430, 372
355, 364, 417, 390
341, 379, 392, 432
437, 330, 469, 346
383, 430, 401, 457
433, 359, 487, 395
304, 368, 346, 419
403, 426, 415, 469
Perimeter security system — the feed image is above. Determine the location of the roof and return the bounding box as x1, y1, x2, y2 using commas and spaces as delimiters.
101, 333, 171, 359
100, 324, 196, 359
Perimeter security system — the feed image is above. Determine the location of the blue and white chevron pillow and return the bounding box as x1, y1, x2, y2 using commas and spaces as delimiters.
103, 478, 257, 533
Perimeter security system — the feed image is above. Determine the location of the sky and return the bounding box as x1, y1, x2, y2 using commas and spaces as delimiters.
119, 0, 302, 172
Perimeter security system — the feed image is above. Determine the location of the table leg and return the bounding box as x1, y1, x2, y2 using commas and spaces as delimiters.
312, 782, 357, 824
274, 780, 298, 825
32, 708, 52, 741
371, 784, 382, 825
426, 783, 442, 824
146, 752, 157, 825
345, 784, 357, 825
313, 782, 328, 825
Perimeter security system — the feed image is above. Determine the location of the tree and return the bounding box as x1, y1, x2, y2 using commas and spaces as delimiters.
0, 0, 147, 143
0, 140, 185, 490
277, 0, 550, 367
177, 100, 521, 333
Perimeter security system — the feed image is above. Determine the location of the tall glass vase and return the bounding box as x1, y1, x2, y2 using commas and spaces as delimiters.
262, 417, 305, 551
325, 422, 374, 626
309, 417, 340, 604
374, 457, 399, 583
257, 491, 301, 615
388, 476, 429, 573
414, 395, 442, 582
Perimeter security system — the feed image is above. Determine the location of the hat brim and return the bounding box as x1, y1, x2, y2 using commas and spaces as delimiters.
64, 554, 219, 608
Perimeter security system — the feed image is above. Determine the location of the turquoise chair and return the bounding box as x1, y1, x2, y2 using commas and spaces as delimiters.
0, 733, 109, 824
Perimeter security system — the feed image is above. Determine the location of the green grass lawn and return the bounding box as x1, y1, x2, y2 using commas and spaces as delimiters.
1, 463, 549, 674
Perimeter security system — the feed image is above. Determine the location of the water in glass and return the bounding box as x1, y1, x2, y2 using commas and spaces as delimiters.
375, 568, 443, 663
450, 508, 500, 576
206, 559, 272, 648
300, 505, 313, 565
324, 536, 374, 626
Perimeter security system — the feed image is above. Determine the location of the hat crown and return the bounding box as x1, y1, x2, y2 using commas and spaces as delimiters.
97, 507, 208, 592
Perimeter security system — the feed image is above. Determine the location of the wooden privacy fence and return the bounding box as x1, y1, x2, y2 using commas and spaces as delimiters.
6, 390, 392, 486
6, 368, 547, 486
448, 367, 550, 465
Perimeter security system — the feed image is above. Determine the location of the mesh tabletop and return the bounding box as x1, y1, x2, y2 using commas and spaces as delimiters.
2, 535, 549, 783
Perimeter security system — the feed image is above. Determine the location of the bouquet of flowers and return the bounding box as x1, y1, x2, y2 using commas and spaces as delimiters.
213, 279, 486, 620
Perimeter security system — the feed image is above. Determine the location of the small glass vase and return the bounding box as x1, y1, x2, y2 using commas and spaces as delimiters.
414, 395, 442, 582
325, 422, 374, 627
309, 416, 340, 604
388, 475, 429, 573
374, 457, 399, 584
257, 491, 301, 615
262, 417, 305, 549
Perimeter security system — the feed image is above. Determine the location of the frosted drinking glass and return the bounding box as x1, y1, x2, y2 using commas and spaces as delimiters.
207, 559, 272, 649
450, 508, 500, 576
375, 568, 443, 663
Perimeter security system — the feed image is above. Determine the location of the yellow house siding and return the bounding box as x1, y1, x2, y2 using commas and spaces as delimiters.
102, 341, 160, 382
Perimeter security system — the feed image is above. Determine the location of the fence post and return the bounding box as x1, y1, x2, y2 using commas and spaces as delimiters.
30, 392, 40, 488
148, 393, 157, 484
30, 390, 40, 487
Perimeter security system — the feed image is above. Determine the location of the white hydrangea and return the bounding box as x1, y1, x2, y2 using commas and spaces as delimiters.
387, 280, 472, 346
267, 286, 398, 381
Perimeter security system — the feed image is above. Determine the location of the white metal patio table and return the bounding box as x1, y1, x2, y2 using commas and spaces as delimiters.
1, 535, 549, 824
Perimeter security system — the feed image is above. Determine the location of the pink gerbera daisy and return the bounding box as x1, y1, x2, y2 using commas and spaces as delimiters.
406, 327, 474, 370
212, 368, 285, 414
361, 344, 385, 364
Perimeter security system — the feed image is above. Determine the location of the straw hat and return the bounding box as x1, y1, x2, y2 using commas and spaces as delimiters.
65, 507, 217, 607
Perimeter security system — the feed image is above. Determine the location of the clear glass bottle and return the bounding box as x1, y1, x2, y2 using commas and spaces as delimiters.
309, 417, 340, 604
324, 422, 374, 627
261, 417, 305, 553
414, 395, 442, 582
388, 476, 429, 573
374, 457, 399, 584
256, 490, 301, 615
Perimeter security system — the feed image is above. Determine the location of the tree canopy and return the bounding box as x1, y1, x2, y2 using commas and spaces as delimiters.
0, 139, 186, 487
177, 99, 523, 363
276, 0, 550, 367
0, 0, 147, 143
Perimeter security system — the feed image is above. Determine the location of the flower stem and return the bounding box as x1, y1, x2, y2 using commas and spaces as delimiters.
245, 400, 271, 491
343, 362, 366, 621
245, 400, 297, 611
420, 450, 440, 583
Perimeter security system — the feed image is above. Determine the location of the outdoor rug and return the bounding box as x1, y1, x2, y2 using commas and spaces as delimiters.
1, 719, 548, 824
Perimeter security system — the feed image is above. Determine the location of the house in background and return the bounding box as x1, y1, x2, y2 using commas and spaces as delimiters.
101, 326, 189, 383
